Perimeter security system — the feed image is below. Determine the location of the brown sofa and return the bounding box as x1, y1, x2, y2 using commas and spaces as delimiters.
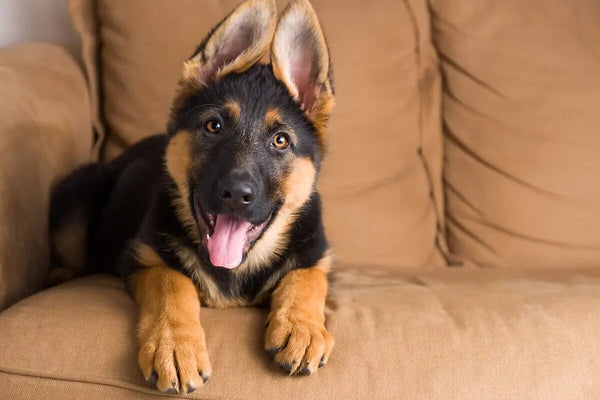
1, 0, 599, 398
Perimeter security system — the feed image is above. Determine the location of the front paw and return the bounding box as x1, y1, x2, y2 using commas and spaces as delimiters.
265, 312, 334, 375
138, 320, 212, 394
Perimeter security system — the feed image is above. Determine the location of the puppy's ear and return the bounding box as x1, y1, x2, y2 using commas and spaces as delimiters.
183, 0, 277, 85
271, 0, 334, 142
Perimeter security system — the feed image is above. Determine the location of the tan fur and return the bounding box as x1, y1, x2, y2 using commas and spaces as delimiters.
251, 258, 297, 304
265, 254, 334, 375
165, 130, 200, 242
264, 108, 299, 144
164, 137, 316, 307
271, 0, 334, 149
182, 61, 200, 84
47, 213, 87, 286
165, 156, 317, 307
309, 90, 335, 145
52, 213, 86, 271
282, 157, 316, 210
239, 157, 316, 274
169, 237, 293, 308
175, 244, 251, 308
183, 0, 276, 85
131, 247, 211, 394
264, 108, 282, 128
225, 99, 242, 123
134, 242, 165, 268
112, 1, 339, 390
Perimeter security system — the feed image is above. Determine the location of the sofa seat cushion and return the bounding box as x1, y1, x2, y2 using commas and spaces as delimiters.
1, 267, 600, 399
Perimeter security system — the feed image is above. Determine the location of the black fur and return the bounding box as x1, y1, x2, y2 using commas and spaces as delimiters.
49, 64, 329, 305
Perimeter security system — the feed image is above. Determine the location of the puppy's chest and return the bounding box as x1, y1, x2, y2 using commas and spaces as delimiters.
175, 246, 286, 308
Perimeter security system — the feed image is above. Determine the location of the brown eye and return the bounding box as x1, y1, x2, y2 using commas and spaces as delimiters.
205, 119, 221, 133
272, 132, 289, 149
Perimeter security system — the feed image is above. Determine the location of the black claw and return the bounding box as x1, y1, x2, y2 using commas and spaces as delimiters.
146, 371, 157, 385
298, 367, 311, 376
199, 371, 210, 383
266, 347, 282, 359
165, 381, 178, 394
186, 383, 196, 393
281, 363, 293, 373
319, 356, 325, 368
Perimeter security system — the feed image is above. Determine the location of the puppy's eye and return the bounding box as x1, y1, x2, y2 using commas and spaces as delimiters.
205, 119, 222, 133
272, 133, 289, 149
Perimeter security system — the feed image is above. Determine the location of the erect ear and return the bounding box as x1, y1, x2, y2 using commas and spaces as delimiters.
183, 0, 276, 85
271, 0, 334, 141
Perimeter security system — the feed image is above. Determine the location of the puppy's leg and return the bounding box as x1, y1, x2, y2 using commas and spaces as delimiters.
265, 256, 334, 375
131, 263, 211, 394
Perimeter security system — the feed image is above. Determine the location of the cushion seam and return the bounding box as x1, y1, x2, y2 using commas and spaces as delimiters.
0, 366, 237, 400
401, 0, 454, 266
68, 0, 105, 161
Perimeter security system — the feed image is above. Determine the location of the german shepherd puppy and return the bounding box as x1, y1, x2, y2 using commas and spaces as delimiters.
47, 0, 335, 394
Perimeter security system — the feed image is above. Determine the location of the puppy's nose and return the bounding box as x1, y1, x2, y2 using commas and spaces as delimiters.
218, 175, 256, 210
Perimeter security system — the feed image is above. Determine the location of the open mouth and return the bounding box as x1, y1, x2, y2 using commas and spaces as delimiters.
193, 195, 272, 269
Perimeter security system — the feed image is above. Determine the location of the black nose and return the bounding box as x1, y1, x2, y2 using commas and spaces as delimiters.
218, 174, 256, 210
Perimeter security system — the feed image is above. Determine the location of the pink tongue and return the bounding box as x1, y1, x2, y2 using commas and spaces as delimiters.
206, 214, 252, 269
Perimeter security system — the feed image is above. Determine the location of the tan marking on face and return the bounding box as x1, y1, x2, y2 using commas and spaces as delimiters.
224, 100, 241, 123
165, 130, 200, 242
264, 108, 282, 129
282, 157, 317, 210
240, 157, 316, 273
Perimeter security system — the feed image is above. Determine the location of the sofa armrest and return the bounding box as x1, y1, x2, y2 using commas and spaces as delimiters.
0, 43, 92, 310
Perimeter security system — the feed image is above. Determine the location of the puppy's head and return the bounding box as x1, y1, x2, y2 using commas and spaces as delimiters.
166, 0, 334, 269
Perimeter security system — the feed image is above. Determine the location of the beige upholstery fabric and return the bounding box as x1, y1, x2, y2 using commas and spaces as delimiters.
2, 2, 599, 399
432, 0, 600, 267
67, 0, 447, 268
67, 0, 104, 159
0, 43, 92, 310
2, 267, 600, 399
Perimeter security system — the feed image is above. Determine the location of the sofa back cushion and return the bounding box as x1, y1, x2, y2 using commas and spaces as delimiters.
431, 0, 600, 267
68, 0, 447, 268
